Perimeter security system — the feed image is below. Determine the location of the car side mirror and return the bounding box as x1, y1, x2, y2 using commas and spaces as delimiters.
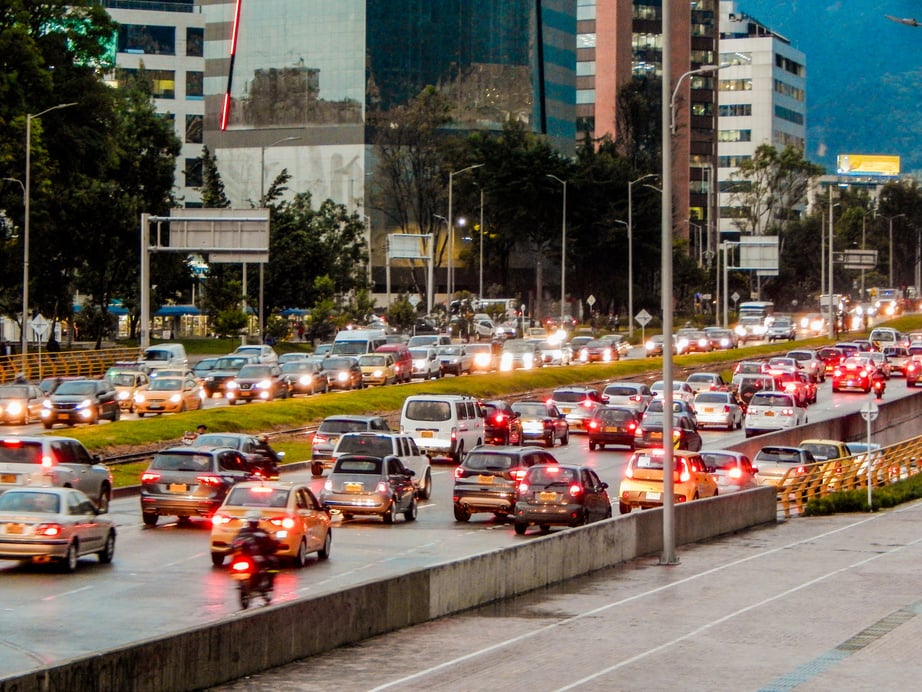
752, 467, 759, 474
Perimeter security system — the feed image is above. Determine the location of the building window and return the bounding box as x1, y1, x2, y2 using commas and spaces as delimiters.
719, 154, 752, 167
185, 158, 203, 188
774, 79, 805, 101
720, 51, 752, 66
775, 53, 804, 77
576, 89, 596, 105
576, 61, 596, 77
719, 78, 752, 91
117, 68, 175, 99
186, 71, 203, 99
691, 102, 713, 117
186, 27, 203, 57
576, 0, 596, 21
577, 33, 596, 49
718, 129, 752, 142
774, 105, 804, 125
185, 115, 203, 144
118, 24, 176, 56
719, 104, 752, 117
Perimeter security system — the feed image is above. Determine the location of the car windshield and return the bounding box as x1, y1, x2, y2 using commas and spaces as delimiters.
111, 374, 138, 387
323, 358, 355, 370
700, 453, 743, 471
143, 350, 173, 362
756, 448, 804, 463
687, 374, 715, 383
336, 436, 392, 457
751, 394, 794, 407
604, 386, 639, 397
54, 381, 96, 396
237, 365, 272, 378
800, 443, 843, 460
0, 385, 29, 399
438, 346, 463, 356
631, 452, 671, 470
503, 341, 534, 353
646, 400, 687, 413
193, 359, 217, 374
358, 355, 387, 366
404, 400, 451, 421
224, 485, 290, 508
281, 362, 315, 373
333, 457, 383, 474
464, 452, 516, 471
0, 491, 60, 513
148, 378, 183, 391
596, 408, 633, 424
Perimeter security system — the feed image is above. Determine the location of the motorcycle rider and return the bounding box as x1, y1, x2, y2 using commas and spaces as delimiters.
870, 365, 886, 398
251, 434, 282, 479
232, 511, 280, 584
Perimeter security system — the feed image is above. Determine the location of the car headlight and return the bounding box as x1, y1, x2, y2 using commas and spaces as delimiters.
255, 378, 271, 390
226, 381, 238, 390
75, 398, 92, 410
373, 368, 383, 377
6, 402, 22, 415
298, 375, 313, 385
117, 391, 130, 401
43, 400, 53, 409
337, 372, 349, 382
134, 392, 146, 403
169, 394, 182, 403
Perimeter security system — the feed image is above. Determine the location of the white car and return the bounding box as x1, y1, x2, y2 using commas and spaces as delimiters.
602, 382, 653, 414
232, 344, 278, 364
409, 347, 443, 379
744, 391, 807, 438
651, 380, 696, 404
693, 391, 743, 430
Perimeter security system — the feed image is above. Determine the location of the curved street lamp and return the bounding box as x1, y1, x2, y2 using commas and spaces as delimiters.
546, 174, 567, 325
447, 164, 483, 298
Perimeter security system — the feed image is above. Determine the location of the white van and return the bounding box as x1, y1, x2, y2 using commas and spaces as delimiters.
138, 343, 187, 374
329, 329, 387, 357
400, 394, 484, 462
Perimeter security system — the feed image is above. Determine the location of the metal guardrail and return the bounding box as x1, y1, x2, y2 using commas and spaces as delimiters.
774, 434, 922, 517
0, 347, 140, 383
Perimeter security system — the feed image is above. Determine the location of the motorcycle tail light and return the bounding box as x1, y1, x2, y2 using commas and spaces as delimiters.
232, 557, 253, 573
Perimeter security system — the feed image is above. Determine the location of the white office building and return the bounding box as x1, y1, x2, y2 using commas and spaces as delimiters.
717, 1, 807, 235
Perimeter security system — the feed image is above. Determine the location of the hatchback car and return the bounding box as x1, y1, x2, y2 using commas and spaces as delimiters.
0, 384, 45, 425
549, 387, 608, 433
693, 391, 743, 430
191, 357, 220, 381
133, 375, 204, 416
310, 415, 392, 477
744, 391, 807, 437
108, 370, 150, 412
685, 372, 728, 394
675, 329, 711, 353
587, 406, 641, 451
191, 433, 285, 481
634, 412, 702, 452
331, 432, 433, 500
704, 327, 738, 350
787, 349, 826, 382
139, 447, 258, 526
510, 400, 570, 448
601, 382, 653, 415
0, 487, 115, 572
409, 347, 443, 379
699, 450, 759, 494
467, 341, 500, 372
321, 356, 365, 390
831, 357, 876, 393
0, 436, 113, 511
356, 353, 398, 386
513, 464, 612, 535
231, 344, 278, 364
41, 379, 120, 429
577, 337, 620, 363
650, 380, 695, 404
499, 339, 541, 371
752, 445, 817, 488
320, 454, 417, 524
482, 400, 524, 446
452, 445, 559, 522
209, 481, 331, 567
280, 359, 330, 396
437, 345, 473, 376
618, 448, 718, 513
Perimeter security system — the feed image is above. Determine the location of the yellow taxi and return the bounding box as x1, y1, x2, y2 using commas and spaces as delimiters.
618, 448, 718, 514
209, 481, 332, 567
133, 374, 204, 416
357, 353, 398, 386
109, 370, 150, 412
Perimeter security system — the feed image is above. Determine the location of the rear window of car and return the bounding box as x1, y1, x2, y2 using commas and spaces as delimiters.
224, 485, 290, 508
596, 408, 633, 424
603, 386, 637, 397
750, 393, 794, 407
526, 466, 577, 485
0, 441, 44, 464
336, 436, 392, 457
320, 418, 378, 434
552, 391, 591, 403
150, 453, 213, 471
334, 458, 382, 474
194, 434, 243, 450
756, 448, 803, 463
695, 392, 728, 404
0, 491, 60, 513
404, 400, 451, 421
700, 453, 742, 471
800, 444, 843, 460
512, 403, 549, 417
631, 452, 667, 470
464, 452, 515, 471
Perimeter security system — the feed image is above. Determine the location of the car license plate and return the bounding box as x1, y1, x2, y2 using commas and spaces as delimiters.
765, 411, 775, 417
0, 474, 16, 484
149, 405, 163, 410
421, 430, 433, 438
168, 483, 189, 493
538, 491, 558, 502
603, 426, 620, 433
5, 523, 24, 534
477, 475, 494, 484
646, 492, 661, 501
344, 482, 363, 493
703, 407, 714, 413
650, 431, 663, 440
560, 407, 571, 414
57, 414, 69, 420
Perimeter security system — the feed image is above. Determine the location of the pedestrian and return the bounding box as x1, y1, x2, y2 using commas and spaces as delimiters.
614, 314, 620, 332
196, 424, 207, 435
297, 323, 305, 341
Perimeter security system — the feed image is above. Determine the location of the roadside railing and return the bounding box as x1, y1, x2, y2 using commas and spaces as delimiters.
775, 434, 922, 517
0, 347, 140, 383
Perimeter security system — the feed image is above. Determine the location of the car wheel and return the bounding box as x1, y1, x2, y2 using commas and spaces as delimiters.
514, 522, 527, 536
311, 462, 324, 477
619, 502, 632, 514
539, 524, 551, 534
295, 538, 309, 568
453, 504, 471, 522
404, 497, 418, 522
589, 441, 597, 451
544, 434, 554, 449
96, 485, 111, 514
452, 443, 464, 464
97, 531, 115, 564
142, 512, 158, 527
418, 469, 432, 500
318, 530, 332, 560
61, 541, 79, 573
382, 501, 397, 525
211, 552, 225, 567
561, 430, 569, 446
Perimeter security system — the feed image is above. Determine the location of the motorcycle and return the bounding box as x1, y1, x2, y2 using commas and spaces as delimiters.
230, 551, 275, 609
873, 378, 885, 400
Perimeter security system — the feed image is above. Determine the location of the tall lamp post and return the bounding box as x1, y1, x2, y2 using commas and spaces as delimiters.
22, 102, 76, 363
885, 213, 905, 286
447, 164, 483, 299
628, 173, 659, 338
546, 174, 567, 325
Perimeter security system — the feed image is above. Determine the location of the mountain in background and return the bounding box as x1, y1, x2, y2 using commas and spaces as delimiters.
737, 1, 922, 176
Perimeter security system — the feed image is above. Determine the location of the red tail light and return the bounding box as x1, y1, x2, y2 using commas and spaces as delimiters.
588, 419, 600, 431
513, 468, 527, 481
232, 556, 253, 574
581, 399, 594, 409
795, 465, 807, 475
728, 467, 742, 479
196, 474, 223, 486
568, 484, 582, 496
493, 413, 506, 424
35, 523, 63, 537
723, 405, 731, 413
375, 481, 389, 493
781, 408, 795, 416
518, 481, 529, 493
628, 422, 637, 431
141, 471, 160, 483
677, 467, 691, 483
629, 394, 641, 402
454, 467, 464, 479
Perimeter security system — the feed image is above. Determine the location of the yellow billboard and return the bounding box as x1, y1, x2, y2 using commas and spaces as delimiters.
836, 154, 900, 177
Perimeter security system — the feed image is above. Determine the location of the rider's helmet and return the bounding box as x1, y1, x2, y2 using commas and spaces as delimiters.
244, 510, 261, 529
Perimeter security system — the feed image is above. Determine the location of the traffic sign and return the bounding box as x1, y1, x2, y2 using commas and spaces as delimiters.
29, 314, 50, 340
860, 401, 879, 422
587, 295, 596, 307
634, 309, 652, 327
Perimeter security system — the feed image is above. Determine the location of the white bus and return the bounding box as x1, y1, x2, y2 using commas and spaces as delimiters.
473, 298, 518, 321
737, 301, 774, 320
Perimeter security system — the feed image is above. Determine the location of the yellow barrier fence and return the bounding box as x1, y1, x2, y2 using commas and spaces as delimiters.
774, 434, 922, 517
0, 347, 141, 384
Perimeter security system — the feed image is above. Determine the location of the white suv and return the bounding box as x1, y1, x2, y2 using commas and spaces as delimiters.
332, 432, 433, 499
400, 394, 485, 462
744, 391, 807, 438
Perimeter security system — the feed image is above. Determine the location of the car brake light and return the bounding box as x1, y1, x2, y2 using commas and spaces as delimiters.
35, 523, 63, 537
268, 516, 296, 529
629, 394, 641, 401
588, 420, 599, 431
781, 408, 794, 416
312, 433, 328, 445
795, 465, 807, 475
728, 467, 742, 479
375, 481, 389, 493
628, 422, 637, 431
141, 471, 160, 483
454, 467, 465, 479
723, 405, 731, 413
512, 468, 527, 481
196, 474, 223, 486
518, 481, 529, 493
677, 468, 691, 483
493, 413, 506, 424
212, 514, 234, 526
625, 466, 635, 479
568, 484, 582, 496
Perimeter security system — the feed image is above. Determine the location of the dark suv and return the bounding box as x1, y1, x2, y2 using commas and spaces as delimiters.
40, 379, 120, 429
481, 400, 523, 446
452, 445, 559, 522
310, 415, 391, 476
225, 364, 290, 403
139, 447, 257, 526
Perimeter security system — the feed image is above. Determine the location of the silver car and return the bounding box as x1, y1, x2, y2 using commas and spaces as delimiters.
693, 391, 743, 430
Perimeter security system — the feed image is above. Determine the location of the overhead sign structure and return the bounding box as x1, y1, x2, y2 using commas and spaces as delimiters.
385, 233, 434, 313
735, 237, 779, 274
833, 249, 878, 269
836, 154, 900, 177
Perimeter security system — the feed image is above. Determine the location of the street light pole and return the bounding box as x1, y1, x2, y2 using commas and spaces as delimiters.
22, 102, 76, 363
885, 214, 905, 286
447, 164, 483, 300
546, 174, 567, 325
628, 173, 658, 338
828, 188, 836, 339
478, 187, 484, 300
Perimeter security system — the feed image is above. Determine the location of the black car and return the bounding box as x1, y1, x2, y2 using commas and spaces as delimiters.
513, 464, 612, 535
188, 432, 285, 480
482, 400, 523, 446
201, 355, 255, 398
280, 360, 330, 396
452, 445, 559, 522
225, 364, 290, 404
586, 406, 642, 451
321, 356, 364, 390
319, 454, 417, 524
139, 447, 258, 526
40, 379, 120, 429
510, 400, 570, 448
634, 412, 702, 452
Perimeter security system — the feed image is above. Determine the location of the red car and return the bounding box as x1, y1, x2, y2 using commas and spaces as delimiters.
831, 357, 874, 393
